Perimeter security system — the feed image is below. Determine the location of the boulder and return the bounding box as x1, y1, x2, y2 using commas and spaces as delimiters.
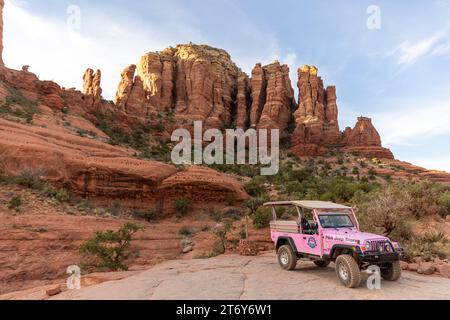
437, 264, 450, 278
400, 261, 408, 270
45, 285, 62, 297
407, 263, 419, 272
417, 262, 435, 275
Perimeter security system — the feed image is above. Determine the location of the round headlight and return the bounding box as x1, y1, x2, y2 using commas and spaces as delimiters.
386, 242, 393, 252
365, 241, 371, 250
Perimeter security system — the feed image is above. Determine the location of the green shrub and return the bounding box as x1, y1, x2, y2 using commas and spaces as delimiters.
110, 201, 123, 216
155, 122, 165, 133
16, 168, 45, 189
243, 198, 265, 215
224, 194, 237, 206
175, 198, 192, 218
439, 192, 450, 217
76, 198, 95, 213
178, 226, 193, 236
244, 179, 265, 197
132, 209, 162, 221
210, 239, 226, 257
79, 223, 143, 271
405, 180, 444, 219
8, 195, 22, 211
210, 219, 233, 256
55, 188, 69, 202
404, 231, 449, 261
0, 84, 39, 121
252, 207, 272, 229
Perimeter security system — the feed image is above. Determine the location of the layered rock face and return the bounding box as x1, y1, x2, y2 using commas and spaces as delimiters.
343, 117, 394, 159
0, 117, 248, 207
292, 65, 340, 153
82, 68, 102, 109
115, 44, 246, 129
291, 65, 393, 159
250, 62, 296, 136
114, 44, 296, 134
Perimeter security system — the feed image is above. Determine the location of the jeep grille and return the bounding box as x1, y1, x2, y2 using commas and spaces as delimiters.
369, 240, 394, 253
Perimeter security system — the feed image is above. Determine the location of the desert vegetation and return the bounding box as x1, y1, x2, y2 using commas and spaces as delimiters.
79, 222, 143, 271
231, 155, 450, 261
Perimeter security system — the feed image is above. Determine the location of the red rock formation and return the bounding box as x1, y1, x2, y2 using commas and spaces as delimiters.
0, 117, 250, 206
290, 66, 393, 159
342, 117, 394, 159
252, 61, 296, 136
0, 0, 4, 66
40, 81, 64, 110
158, 166, 249, 204
116, 44, 246, 129
82, 68, 102, 109
115, 64, 136, 109
236, 73, 250, 129
292, 65, 340, 150
344, 116, 381, 146
249, 63, 266, 128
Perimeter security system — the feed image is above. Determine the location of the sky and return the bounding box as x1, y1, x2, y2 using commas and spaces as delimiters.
4, 0, 450, 172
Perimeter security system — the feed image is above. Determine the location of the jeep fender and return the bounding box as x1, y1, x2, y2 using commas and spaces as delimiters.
275, 237, 298, 253
329, 244, 360, 259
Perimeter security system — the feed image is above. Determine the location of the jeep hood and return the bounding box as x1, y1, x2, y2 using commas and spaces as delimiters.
323, 229, 389, 243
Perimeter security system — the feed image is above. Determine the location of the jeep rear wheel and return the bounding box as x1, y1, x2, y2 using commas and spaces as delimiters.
277, 245, 297, 270
314, 260, 330, 268
381, 261, 402, 281
335, 254, 361, 288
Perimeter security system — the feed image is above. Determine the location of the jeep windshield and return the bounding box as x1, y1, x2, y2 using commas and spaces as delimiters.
318, 213, 354, 228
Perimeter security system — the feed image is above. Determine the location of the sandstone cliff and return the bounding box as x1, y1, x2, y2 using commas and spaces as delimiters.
291, 65, 393, 159
250, 62, 296, 136
342, 116, 394, 159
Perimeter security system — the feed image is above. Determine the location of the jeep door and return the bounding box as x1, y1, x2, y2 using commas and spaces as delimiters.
293, 208, 322, 256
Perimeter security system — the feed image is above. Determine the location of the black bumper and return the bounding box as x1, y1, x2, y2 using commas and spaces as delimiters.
358, 251, 401, 263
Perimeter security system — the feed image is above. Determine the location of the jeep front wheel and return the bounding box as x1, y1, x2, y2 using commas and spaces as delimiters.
335, 254, 361, 288
277, 245, 297, 270
381, 261, 402, 281
314, 260, 330, 268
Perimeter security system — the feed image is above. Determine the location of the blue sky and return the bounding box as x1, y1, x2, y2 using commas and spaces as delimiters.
4, 0, 450, 171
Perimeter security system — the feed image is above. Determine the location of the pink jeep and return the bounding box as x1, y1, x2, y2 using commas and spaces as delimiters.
267, 200, 404, 288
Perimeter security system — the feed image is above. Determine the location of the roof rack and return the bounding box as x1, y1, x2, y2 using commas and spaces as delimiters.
263, 200, 351, 210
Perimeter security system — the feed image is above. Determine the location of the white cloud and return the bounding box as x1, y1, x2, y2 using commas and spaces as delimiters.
432, 41, 450, 55
406, 157, 450, 173
395, 31, 446, 65
3, 0, 201, 99
373, 99, 450, 146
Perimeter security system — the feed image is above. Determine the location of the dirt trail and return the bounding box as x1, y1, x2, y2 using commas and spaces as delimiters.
46, 253, 450, 300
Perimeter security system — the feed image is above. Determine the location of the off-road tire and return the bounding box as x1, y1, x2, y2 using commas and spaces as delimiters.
314, 260, 331, 268
381, 261, 402, 281
335, 254, 361, 288
277, 245, 297, 270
